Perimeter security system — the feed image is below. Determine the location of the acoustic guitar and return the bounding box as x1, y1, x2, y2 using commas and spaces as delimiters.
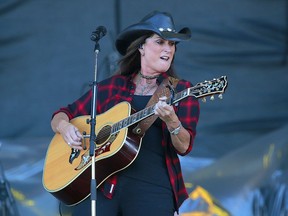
42, 76, 228, 205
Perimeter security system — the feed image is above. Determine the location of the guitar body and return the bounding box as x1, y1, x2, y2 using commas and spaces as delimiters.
42, 102, 142, 205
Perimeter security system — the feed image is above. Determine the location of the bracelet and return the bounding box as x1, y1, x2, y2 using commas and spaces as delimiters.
169, 122, 182, 135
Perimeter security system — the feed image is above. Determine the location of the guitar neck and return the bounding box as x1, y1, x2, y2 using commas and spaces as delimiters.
111, 88, 191, 134
111, 75, 228, 134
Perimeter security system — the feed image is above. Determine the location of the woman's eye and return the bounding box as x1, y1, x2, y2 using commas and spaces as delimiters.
169, 41, 175, 46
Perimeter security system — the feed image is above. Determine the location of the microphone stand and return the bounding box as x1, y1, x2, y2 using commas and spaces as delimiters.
89, 39, 101, 216
88, 25, 107, 216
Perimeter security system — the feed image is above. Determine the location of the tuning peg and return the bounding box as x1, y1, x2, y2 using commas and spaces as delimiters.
218, 94, 223, 99
210, 95, 215, 101
202, 97, 206, 103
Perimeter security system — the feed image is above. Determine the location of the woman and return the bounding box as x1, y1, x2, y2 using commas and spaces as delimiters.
51, 11, 200, 216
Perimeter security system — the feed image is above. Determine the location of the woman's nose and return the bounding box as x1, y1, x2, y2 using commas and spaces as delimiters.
164, 43, 172, 52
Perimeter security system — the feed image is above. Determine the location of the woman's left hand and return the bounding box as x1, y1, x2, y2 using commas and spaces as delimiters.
154, 96, 190, 154
154, 96, 178, 125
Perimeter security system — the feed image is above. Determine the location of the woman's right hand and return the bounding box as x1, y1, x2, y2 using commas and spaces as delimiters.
51, 112, 83, 150
57, 120, 83, 150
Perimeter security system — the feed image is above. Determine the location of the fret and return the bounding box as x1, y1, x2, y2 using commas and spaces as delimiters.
129, 115, 135, 124
143, 107, 151, 118
111, 123, 119, 134
143, 107, 148, 116
123, 118, 128, 127
148, 106, 154, 114
126, 117, 131, 126
138, 110, 143, 120
111, 125, 115, 134
132, 114, 137, 123
113, 123, 120, 134
117, 121, 122, 130
138, 110, 143, 119
172, 89, 189, 104
135, 114, 140, 123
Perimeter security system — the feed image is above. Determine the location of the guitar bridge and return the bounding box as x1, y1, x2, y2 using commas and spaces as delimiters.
75, 151, 91, 171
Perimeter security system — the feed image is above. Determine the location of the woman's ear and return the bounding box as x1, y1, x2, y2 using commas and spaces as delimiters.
138, 44, 144, 56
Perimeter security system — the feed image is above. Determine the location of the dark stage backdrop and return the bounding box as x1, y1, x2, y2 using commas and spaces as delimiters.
1, 0, 287, 155
0, 0, 287, 215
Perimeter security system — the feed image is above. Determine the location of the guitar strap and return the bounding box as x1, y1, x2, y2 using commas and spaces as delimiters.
132, 76, 179, 136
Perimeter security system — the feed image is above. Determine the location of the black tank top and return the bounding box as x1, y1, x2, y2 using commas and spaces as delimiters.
119, 95, 171, 189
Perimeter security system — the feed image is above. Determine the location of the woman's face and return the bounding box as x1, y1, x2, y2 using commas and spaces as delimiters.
140, 34, 175, 74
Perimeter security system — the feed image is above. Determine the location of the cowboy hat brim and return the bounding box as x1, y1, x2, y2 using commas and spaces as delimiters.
116, 23, 191, 55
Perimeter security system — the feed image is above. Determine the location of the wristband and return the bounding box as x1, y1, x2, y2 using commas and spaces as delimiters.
169, 122, 182, 135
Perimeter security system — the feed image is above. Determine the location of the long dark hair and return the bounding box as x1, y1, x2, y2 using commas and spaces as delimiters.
116, 33, 178, 78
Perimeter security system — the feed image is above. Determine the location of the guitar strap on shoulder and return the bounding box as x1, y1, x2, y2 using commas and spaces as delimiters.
132, 76, 179, 136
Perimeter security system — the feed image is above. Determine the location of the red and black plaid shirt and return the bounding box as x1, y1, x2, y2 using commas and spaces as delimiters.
53, 72, 200, 210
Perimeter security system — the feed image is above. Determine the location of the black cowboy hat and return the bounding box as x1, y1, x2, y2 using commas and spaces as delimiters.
115, 11, 191, 55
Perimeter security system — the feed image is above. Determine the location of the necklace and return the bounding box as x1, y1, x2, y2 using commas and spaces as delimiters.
139, 71, 159, 84
135, 76, 157, 95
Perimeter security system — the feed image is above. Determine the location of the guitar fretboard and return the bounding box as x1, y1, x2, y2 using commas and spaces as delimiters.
111, 75, 227, 134
111, 88, 191, 134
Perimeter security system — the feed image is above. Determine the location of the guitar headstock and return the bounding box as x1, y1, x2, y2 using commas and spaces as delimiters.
191, 76, 228, 102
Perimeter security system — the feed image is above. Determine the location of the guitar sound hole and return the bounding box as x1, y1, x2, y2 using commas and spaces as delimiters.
95, 125, 111, 145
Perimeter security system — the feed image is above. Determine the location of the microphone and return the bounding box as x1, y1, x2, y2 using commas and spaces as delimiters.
90, 26, 107, 42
